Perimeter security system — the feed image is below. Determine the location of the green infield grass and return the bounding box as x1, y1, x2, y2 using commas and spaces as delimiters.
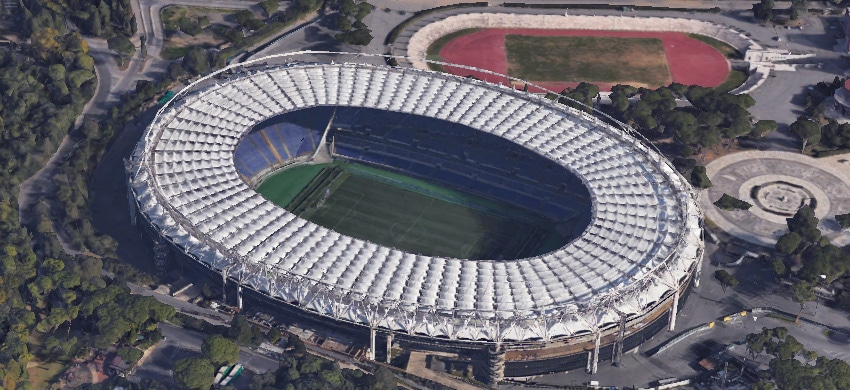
505, 35, 671, 86
257, 162, 566, 259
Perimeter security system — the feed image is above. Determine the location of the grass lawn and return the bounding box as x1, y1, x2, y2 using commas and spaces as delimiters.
256, 163, 328, 207
688, 33, 743, 59
716, 69, 748, 93
27, 361, 66, 389
27, 330, 88, 389
425, 28, 480, 72
505, 35, 671, 86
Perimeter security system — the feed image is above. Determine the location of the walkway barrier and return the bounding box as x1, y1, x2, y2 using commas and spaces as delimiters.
751, 307, 850, 338
638, 377, 693, 390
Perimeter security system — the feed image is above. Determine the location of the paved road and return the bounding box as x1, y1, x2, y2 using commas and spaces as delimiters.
131, 322, 280, 387
523, 241, 850, 388
128, 282, 235, 326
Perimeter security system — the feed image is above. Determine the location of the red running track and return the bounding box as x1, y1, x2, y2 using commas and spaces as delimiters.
438, 29, 730, 92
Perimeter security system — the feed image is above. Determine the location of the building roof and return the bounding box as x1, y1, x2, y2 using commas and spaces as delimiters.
130, 60, 703, 342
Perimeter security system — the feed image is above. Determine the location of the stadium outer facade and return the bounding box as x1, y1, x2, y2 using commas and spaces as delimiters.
129, 52, 704, 379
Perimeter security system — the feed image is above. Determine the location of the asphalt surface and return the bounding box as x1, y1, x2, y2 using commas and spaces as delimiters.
518, 241, 850, 388
130, 322, 279, 388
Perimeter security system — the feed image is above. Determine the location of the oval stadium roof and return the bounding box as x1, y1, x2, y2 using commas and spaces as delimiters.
130, 59, 703, 343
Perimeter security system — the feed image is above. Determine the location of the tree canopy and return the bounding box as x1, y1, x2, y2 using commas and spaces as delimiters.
174, 357, 215, 390
714, 270, 738, 293
107, 35, 135, 58
789, 118, 821, 149
249, 351, 397, 390
835, 213, 850, 229
714, 194, 752, 211
746, 327, 850, 389
202, 334, 240, 366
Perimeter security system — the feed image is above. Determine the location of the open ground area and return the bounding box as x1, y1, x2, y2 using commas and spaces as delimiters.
434, 28, 730, 91
258, 162, 564, 259
505, 35, 671, 87
159, 6, 239, 59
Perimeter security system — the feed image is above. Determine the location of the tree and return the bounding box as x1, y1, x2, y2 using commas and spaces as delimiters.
182, 47, 210, 76
753, 0, 774, 22
777, 335, 803, 360
714, 270, 738, 293
770, 258, 787, 280
235, 10, 255, 26
107, 35, 135, 58
835, 213, 850, 229
117, 347, 143, 367
267, 327, 282, 344
229, 315, 261, 346
67, 69, 95, 88
689, 165, 712, 188
167, 62, 185, 81
335, 28, 373, 46
202, 334, 240, 366
174, 358, 215, 390
787, 205, 820, 243
714, 194, 752, 211
751, 382, 775, 390
353, 2, 372, 20
791, 280, 815, 322
789, 118, 821, 150
790, 0, 808, 20
372, 366, 397, 390
751, 119, 778, 138
31, 28, 63, 62
259, 0, 279, 17
288, 333, 306, 354
336, 15, 352, 31
775, 232, 803, 255
178, 17, 202, 36
559, 83, 599, 113
75, 53, 95, 70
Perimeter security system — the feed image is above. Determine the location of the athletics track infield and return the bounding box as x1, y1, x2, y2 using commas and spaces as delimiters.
437, 28, 730, 92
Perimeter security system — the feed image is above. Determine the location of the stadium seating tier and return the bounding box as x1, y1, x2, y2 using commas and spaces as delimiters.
131, 62, 703, 342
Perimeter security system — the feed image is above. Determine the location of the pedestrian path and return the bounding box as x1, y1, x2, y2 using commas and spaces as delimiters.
702, 150, 850, 247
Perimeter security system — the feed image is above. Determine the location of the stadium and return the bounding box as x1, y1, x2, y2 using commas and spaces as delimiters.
129, 52, 704, 381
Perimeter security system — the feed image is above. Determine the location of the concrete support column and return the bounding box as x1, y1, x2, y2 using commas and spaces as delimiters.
127, 184, 137, 226
591, 331, 601, 374
693, 248, 704, 288
487, 344, 505, 387
369, 327, 376, 361
613, 313, 627, 367
669, 290, 680, 332
386, 332, 393, 364
236, 284, 243, 310
586, 351, 592, 374
221, 271, 227, 303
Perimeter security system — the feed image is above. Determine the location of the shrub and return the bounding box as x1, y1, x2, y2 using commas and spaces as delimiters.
714, 193, 752, 211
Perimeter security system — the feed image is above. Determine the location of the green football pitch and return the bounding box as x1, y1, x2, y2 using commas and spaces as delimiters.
256, 162, 567, 260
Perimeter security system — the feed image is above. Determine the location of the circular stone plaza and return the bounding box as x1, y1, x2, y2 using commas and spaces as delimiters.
129, 53, 703, 381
